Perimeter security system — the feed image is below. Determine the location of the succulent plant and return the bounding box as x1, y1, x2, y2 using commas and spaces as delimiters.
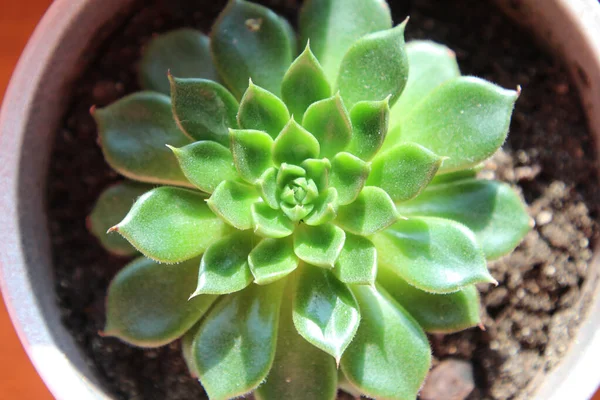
89, 0, 531, 399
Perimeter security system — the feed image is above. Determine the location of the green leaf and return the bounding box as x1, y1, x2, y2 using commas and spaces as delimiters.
94, 92, 192, 187
211, 0, 294, 98
169, 77, 238, 145
282, 44, 331, 122
182, 322, 202, 378
168, 141, 237, 193
248, 237, 299, 285
346, 99, 390, 161
301, 158, 331, 191
367, 143, 443, 202
390, 40, 461, 129
333, 233, 377, 285
337, 22, 409, 109
251, 202, 294, 238
299, 0, 392, 85
207, 180, 261, 230
293, 265, 360, 362
89, 181, 152, 256
139, 29, 220, 95
230, 129, 274, 183
256, 167, 279, 209
341, 285, 431, 400
305, 187, 338, 226
377, 265, 481, 333
302, 93, 352, 158
112, 187, 227, 263
237, 81, 290, 138
329, 152, 371, 205
104, 256, 218, 347
256, 278, 337, 400
192, 232, 254, 296
273, 119, 320, 166
429, 167, 478, 185
386, 77, 519, 172
397, 179, 531, 259
338, 370, 362, 398
294, 223, 346, 268
191, 281, 284, 399
372, 217, 495, 294
336, 187, 398, 236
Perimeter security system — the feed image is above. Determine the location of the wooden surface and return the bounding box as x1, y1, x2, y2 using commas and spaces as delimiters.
0, 1, 599, 400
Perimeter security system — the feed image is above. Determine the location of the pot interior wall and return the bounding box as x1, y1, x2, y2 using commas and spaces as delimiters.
0, 0, 135, 399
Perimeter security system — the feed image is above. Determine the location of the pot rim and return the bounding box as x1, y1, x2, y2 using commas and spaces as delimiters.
1, 1, 600, 399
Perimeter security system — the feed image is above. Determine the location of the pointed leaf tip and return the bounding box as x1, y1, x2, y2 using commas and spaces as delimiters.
282, 44, 331, 122
337, 23, 409, 108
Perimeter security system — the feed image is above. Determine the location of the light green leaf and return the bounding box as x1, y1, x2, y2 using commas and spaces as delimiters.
140, 29, 219, 95
211, 0, 294, 97
256, 278, 337, 400
230, 129, 274, 183
237, 81, 290, 138
367, 142, 443, 202
169, 77, 238, 145
390, 40, 461, 129
192, 232, 254, 296
94, 92, 192, 187
89, 181, 152, 256
251, 202, 294, 238
282, 44, 331, 122
329, 152, 371, 205
168, 141, 237, 193
302, 94, 352, 158
301, 158, 331, 191
299, 0, 392, 85
377, 265, 481, 333
346, 99, 390, 161
373, 217, 495, 294
341, 285, 431, 400
256, 167, 279, 209
293, 265, 360, 362
273, 119, 320, 166
276, 163, 306, 187
248, 237, 299, 285
305, 187, 338, 226
104, 256, 218, 347
333, 233, 377, 285
337, 22, 409, 109
112, 187, 226, 263
207, 180, 261, 230
281, 203, 314, 223
191, 281, 284, 399
386, 77, 519, 172
294, 223, 346, 268
336, 186, 398, 236
397, 179, 531, 259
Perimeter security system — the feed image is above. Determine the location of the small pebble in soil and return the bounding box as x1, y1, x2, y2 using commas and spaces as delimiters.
420, 359, 475, 400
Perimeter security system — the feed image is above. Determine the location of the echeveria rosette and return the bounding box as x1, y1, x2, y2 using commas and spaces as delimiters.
88, 0, 531, 399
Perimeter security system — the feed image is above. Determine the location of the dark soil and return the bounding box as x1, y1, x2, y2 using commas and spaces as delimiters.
47, 0, 600, 399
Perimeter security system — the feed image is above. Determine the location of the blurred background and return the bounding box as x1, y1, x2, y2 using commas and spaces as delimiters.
0, 1, 599, 399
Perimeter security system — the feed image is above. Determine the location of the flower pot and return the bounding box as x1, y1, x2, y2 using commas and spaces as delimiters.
0, 0, 599, 399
